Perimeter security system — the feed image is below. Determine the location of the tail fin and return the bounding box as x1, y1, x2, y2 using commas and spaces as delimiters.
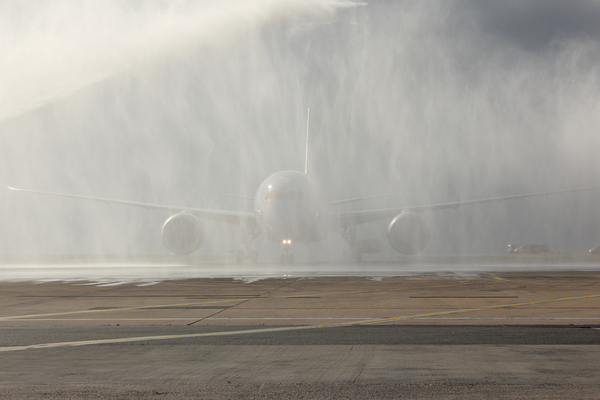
304, 108, 310, 175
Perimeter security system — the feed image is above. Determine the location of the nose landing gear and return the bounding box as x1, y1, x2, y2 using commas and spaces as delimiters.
279, 253, 295, 264
280, 239, 295, 264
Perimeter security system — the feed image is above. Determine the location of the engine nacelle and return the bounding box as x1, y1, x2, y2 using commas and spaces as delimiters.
161, 212, 204, 255
387, 211, 430, 255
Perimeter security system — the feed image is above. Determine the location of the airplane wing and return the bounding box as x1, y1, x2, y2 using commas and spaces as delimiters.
327, 193, 401, 206
332, 186, 600, 226
7, 186, 256, 226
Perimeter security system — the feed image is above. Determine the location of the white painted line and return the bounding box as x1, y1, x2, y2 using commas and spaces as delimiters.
0, 317, 374, 321
411, 317, 600, 320
0, 318, 205, 321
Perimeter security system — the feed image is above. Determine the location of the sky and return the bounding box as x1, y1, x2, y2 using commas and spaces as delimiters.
1, 0, 599, 256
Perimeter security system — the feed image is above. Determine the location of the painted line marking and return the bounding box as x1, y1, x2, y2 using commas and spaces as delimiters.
1, 292, 599, 352
0, 317, 375, 322
0, 281, 477, 321
3, 317, 600, 322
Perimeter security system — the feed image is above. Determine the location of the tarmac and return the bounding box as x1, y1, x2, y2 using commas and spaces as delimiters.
0, 260, 599, 399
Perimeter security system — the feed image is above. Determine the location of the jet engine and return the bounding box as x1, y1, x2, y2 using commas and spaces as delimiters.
161, 212, 204, 255
387, 211, 430, 255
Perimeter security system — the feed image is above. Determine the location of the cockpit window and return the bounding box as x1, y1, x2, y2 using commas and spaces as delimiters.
265, 190, 304, 201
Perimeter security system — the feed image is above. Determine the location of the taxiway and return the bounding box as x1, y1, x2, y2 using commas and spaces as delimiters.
0, 263, 599, 399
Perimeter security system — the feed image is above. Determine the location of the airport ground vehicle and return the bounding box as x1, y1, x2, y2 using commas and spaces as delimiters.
508, 243, 551, 254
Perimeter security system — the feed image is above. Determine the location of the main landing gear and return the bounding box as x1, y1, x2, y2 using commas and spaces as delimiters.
235, 226, 261, 264
340, 222, 362, 263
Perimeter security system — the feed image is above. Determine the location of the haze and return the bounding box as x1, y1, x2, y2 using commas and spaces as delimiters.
1, 0, 599, 256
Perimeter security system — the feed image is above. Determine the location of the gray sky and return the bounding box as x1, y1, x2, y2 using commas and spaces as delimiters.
459, 0, 600, 50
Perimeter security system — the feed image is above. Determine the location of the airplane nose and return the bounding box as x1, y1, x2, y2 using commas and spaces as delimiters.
266, 205, 308, 239
276, 223, 294, 236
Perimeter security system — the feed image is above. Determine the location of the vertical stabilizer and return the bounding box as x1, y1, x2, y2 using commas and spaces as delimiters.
304, 108, 310, 175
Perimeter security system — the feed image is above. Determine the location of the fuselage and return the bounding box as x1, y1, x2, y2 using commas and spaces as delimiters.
253, 170, 329, 244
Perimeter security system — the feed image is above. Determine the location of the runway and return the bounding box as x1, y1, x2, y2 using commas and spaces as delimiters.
1, 261, 599, 398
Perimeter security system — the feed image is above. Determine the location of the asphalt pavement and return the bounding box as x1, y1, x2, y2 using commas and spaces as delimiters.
1, 266, 600, 399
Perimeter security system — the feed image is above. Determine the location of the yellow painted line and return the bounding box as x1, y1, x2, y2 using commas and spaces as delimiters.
348, 293, 600, 326
0, 281, 478, 321
1, 292, 598, 353
0, 298, 244, 321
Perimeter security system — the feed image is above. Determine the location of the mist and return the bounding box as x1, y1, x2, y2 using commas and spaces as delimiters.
1, 0, 600, 257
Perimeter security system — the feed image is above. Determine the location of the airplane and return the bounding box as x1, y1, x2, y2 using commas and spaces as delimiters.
7, 111, 600, 263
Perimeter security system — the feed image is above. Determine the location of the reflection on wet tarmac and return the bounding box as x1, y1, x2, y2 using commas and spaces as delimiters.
1, 258, 599, 284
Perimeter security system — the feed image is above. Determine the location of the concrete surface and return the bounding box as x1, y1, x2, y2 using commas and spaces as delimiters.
1, 267, 599, 398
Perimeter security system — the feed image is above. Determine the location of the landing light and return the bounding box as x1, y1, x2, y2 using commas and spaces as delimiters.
282, 239, 292, 244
